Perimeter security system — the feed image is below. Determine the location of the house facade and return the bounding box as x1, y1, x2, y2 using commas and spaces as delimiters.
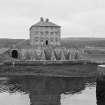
30, 17, 61, 47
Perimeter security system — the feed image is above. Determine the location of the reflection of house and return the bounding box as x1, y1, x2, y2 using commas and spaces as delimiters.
30, 17, 61, 47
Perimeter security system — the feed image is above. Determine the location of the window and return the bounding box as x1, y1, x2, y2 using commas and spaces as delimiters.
45, 31, 49, 35
50, 38, 54, 42
40, 40, 43, 42
40, 32, 43, 35
35, 37, 39, 42
35, 37, 38, 39
35, 40, 38, 42
41, 37, 44, 40
51, 32, 54, 35
55, 31, 59, 35
35, 31, 38, 34
51, 27, 53, 30
55, 37, 58, 41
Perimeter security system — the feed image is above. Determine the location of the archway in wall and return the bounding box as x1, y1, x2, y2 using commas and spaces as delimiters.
46, 40, 48, 46
11, 50, 18, 59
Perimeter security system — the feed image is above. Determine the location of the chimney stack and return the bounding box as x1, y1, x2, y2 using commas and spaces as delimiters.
46, 18, 49, 22
40, 17, 44, 22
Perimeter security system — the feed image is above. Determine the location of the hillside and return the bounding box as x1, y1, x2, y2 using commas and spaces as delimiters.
61, 38, 105, 48
0, 39, 24, 48
0, 38, 105, 48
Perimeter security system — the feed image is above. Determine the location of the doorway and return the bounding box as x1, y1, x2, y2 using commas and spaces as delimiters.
11, 50, 18, 59
46, 40, 48, 46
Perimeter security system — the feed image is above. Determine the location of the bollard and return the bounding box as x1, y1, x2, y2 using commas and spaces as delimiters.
96, 65, 105, 105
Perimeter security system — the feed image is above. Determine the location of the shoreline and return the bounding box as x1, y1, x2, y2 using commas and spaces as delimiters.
0, 63, 97, 77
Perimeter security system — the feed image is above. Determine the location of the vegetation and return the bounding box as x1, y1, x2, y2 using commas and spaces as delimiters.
0, 39, 24, 48
61, 37, 105, 48
0, 37, 105, 48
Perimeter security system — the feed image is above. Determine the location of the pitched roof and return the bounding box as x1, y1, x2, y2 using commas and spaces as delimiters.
30, 18, 61, 29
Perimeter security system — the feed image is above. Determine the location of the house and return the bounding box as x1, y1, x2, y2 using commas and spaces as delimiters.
30, 17, 61, 47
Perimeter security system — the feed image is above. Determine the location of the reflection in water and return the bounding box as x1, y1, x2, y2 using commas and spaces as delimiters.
61, 86, 96, 105
0, 76, 96, 105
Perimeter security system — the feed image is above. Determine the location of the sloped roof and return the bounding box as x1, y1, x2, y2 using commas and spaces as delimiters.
30, 18, 61, 29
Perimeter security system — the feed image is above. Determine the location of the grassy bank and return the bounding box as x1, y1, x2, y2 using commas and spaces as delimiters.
0, 63, 97, 77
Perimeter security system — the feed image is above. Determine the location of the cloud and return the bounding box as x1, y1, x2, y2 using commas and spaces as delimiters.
0, 0, 104, 38
62, 8, 105, 37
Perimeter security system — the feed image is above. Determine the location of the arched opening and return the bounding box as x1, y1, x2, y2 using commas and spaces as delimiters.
46, 40, 48, 46
11, 50, 18, 59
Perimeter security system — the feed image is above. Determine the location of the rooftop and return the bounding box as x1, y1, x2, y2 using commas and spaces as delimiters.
30, 17, 61, 29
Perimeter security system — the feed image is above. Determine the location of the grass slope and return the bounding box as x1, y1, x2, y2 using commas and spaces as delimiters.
0, 37, 105, 48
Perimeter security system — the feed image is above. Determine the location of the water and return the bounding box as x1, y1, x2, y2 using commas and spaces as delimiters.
0, 76, 98, 105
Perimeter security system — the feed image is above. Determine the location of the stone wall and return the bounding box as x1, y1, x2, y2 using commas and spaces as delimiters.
15, 48, 83, 61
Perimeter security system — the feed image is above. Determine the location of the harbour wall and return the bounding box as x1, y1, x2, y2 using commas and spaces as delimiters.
10, 47, 83, 61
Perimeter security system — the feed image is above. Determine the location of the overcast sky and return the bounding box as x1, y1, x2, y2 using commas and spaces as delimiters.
0, 0, 105, 39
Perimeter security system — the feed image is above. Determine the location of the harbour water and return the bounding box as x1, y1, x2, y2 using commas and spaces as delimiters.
0, 76, 98, 105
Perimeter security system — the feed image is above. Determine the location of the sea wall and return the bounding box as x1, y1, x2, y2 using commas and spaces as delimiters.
1, 47, 105, 62
12, 47, 84, 61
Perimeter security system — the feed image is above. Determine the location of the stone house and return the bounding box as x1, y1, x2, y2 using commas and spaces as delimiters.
30, 17, 61, 47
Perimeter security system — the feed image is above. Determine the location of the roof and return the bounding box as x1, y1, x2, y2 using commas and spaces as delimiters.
30, 18, 61, 29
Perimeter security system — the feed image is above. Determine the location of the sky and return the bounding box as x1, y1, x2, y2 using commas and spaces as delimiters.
0, 0, 105, 39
